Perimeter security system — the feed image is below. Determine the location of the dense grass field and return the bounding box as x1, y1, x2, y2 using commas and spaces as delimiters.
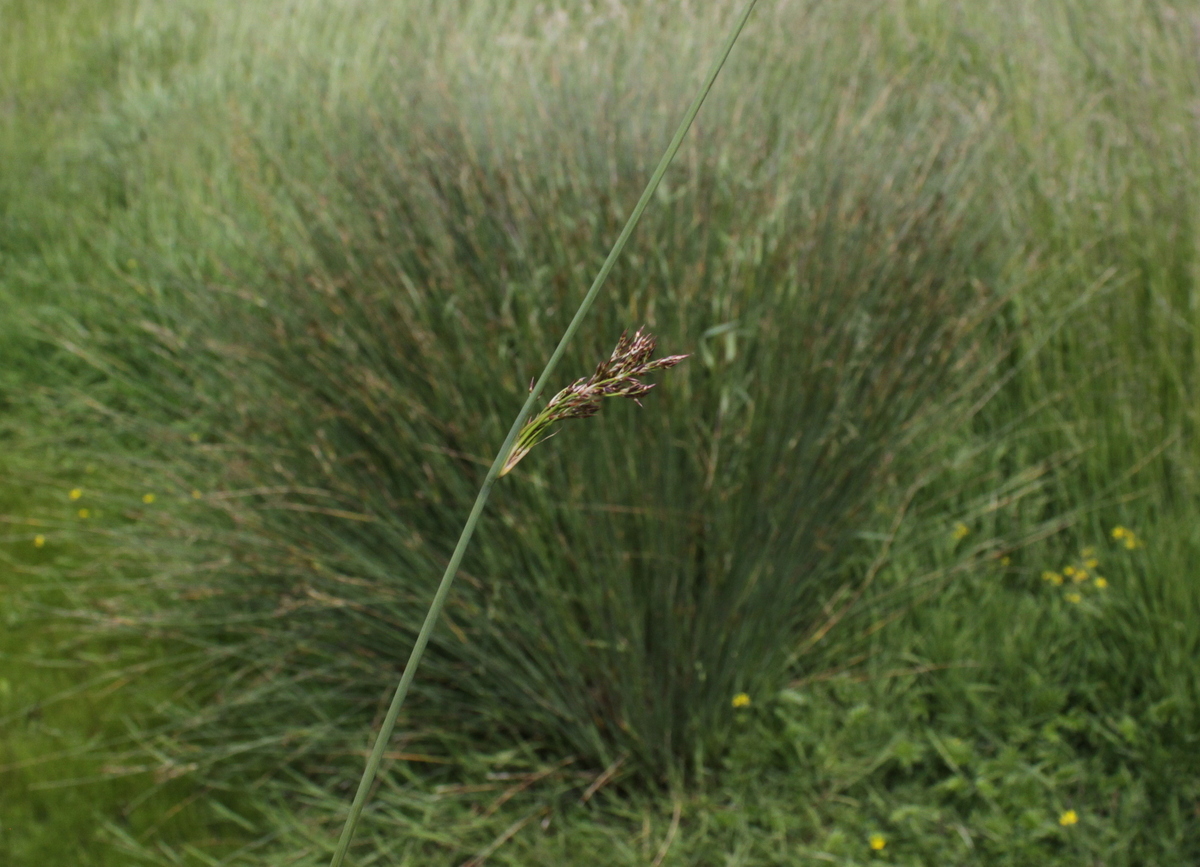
2, 0, 1198, 864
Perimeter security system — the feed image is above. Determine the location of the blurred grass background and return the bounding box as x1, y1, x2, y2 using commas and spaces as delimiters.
2, 0, 1198, 864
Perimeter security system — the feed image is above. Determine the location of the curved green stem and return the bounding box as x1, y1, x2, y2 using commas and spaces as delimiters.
328, 3, 758, 863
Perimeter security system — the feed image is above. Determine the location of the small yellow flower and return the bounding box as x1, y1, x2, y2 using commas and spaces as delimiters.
731, 693, 751, 708
1112, 527, 1143, 548
142, 493, 156, 504
1000, 556, 1012, 567
69, 488, 83, 500
1084, 558, 1099, 570
1059, 809, 1078, 826
1063, 565, 1076, 577
1042, 571, 1064, 586
1073, 571, 1089, 584
1065, 592, 1082, 604
78, 508, 90, 519
192, 489, 203, 499
869, 833, 887, 851
1094, 577, 1108, 589
33, 535, 45, 548
952, 522, 970, 541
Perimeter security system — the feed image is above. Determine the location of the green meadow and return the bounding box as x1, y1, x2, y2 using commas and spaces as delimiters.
2, 0, 1198, 864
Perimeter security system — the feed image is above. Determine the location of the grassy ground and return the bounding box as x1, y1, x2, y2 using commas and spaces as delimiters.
1, 1, 128, 861
0, 1, 248, 862
2, 0, 1198, 864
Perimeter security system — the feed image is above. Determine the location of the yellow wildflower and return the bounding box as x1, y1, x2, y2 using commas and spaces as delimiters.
1094, 578, 1108, 589
69, 488, 83, 500
952, 522, 970, 541
1063, 566, 1076, 577
1112, 526, 1143, 548
731, 693, 751, 709
142, 493, 156, 504
1084, 558, 1099, 570
1073, 571, 1089, 584
33, 535, 45, 548
869, 833, 887, 851
1042, 571, 1064, 586
1000, 556, 1012, 567
1059, 809, 1078, 826
1065, 592, 1082, 604
78, 508, 90, 519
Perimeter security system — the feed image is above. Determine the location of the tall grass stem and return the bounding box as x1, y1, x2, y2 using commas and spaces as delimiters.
326, 3, 758, 863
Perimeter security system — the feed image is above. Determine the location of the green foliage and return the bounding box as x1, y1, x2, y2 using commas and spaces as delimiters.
128, 537, 1200, 865
0, 451, 262, 865
10, 0, 1013, 785
1, 0, 1198, 864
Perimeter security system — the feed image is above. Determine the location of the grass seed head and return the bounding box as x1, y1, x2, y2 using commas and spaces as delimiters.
500, 327, 687, 476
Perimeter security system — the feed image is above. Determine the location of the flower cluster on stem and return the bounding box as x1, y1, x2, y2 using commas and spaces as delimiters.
500, 327, 688, 476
